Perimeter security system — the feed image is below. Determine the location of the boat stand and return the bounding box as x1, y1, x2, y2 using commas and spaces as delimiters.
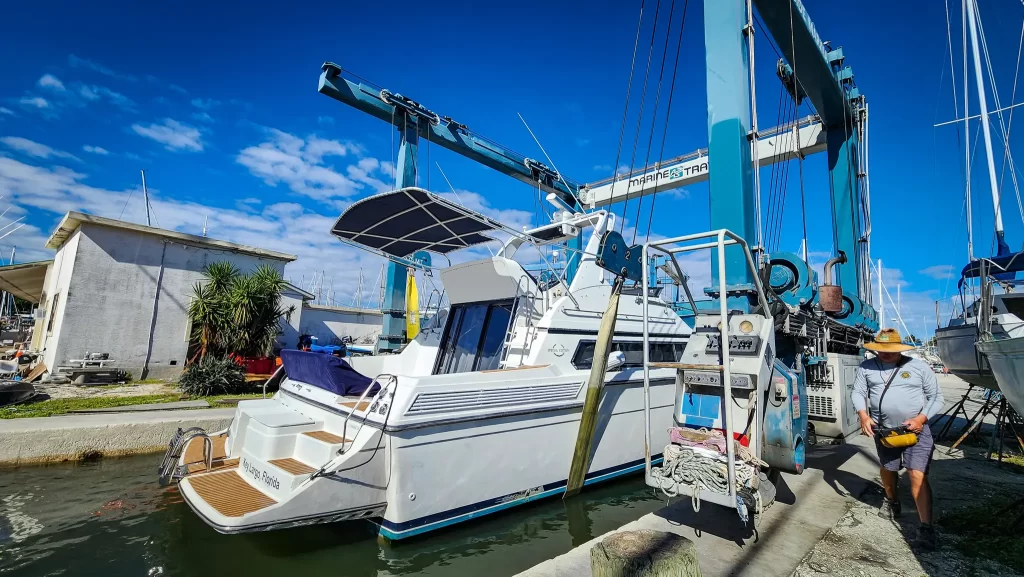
932, 384, 988, 441
943, 391, 1024, 460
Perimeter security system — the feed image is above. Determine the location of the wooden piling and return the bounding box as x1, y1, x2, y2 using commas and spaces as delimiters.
564, 278, 623, 497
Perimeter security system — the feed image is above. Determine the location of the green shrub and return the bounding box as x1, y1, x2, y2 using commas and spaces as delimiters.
178, 357, 248, 397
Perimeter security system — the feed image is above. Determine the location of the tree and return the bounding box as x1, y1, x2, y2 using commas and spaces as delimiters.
187, 263, 292, 363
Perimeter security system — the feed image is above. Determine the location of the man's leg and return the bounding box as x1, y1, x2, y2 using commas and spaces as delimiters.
907, 469, 932, 524
880, 467, 899, 500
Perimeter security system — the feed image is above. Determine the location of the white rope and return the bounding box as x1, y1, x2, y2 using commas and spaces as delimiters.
650, 442, 762, 509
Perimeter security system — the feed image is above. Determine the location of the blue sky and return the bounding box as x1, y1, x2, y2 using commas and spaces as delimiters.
0, 0, 1022, 338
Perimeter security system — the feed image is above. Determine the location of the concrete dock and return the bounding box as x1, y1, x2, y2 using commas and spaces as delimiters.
516, 375, 989, 577
0, 408, 234, 466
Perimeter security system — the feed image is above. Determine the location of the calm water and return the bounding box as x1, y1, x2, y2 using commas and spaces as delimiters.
0, 456, 665, 577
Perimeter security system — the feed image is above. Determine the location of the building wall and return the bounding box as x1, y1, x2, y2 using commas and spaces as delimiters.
276, 289, 306, 351
298, 304, 382, 347
51, 223, 288, 380
40, 230, 82, 372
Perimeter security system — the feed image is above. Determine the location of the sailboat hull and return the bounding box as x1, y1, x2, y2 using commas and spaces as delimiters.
935, 324, 999, 390
976, 337, 1024, 415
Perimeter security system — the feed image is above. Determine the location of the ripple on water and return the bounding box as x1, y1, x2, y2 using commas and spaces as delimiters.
0, 455, 664, 577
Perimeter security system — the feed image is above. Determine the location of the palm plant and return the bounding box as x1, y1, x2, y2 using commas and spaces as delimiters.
187, 262, 291, 363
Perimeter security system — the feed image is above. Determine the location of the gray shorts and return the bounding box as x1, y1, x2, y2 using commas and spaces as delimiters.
875, 424, 934, 473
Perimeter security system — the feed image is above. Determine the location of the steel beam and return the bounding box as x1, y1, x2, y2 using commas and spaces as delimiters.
318, 63, 580, 207
752, 0, 854, 128
827, 127, 862, 300
581, 117, 824, 207
704, 0, 757, 309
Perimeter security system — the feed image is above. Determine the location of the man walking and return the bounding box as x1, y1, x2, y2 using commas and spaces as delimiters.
852, 328, 944, 549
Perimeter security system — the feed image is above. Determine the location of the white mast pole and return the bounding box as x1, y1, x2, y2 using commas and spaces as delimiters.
141, 170, 152, 227
878, 259, 885, 330
966, 0, 1004, 241
964, 0, 974, 260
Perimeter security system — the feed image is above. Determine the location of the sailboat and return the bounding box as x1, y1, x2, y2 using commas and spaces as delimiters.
157, 188, 693, 536
935, 0, 1024, 400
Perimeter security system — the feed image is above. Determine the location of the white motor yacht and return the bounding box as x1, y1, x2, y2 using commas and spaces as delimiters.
158, 188, 692, 538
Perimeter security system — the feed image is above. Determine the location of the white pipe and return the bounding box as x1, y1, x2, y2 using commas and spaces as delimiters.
717, 231, 737, 505
967, 0, 1004, 234
878, 259, 885, 330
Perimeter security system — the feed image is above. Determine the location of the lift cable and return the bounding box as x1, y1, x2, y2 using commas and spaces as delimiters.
762, 84, 787, 251
643, 0, 691, 245
767, 95, 796, 253
788, 0, 810, 264
606, 0, 648, 217
630, 0, 680, 244
764, 87, 793, 252
618, 0, 665, 236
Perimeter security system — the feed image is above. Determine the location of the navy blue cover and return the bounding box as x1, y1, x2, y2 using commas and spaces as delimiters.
280, 349, 377, 396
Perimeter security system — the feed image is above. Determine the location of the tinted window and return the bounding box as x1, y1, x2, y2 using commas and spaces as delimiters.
571, 340, 686, 370
435, 300, 516, 374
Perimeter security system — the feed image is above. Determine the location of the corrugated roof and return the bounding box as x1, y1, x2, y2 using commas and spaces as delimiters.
45, 211, 296, 262
0, 260, 52, 303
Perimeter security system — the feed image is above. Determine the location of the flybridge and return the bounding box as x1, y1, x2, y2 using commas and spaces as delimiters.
581, 117, 825, 207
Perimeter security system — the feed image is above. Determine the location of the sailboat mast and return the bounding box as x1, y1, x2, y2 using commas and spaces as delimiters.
140, 170, 152, 227
878, 259, 885, 330
964, 0, 974, 260
966, 0, 1004, 242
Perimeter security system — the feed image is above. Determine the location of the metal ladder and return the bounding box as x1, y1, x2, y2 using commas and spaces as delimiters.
499, 275, 538, 369
157, 427, 214, 485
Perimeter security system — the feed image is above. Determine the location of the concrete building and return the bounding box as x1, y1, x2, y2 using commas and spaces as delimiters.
298, 303, 382, 347
0, 212, 296, 380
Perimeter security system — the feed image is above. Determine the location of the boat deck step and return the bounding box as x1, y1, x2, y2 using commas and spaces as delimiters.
183, 433, 228, 464
186, 458, 239, 475
268, 458, 317, 475
302, 430, 350, 445
187, 470, 277, 517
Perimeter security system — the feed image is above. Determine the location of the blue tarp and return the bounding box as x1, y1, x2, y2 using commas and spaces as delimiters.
280, 349, 377, 397
959, 245, 1024, 281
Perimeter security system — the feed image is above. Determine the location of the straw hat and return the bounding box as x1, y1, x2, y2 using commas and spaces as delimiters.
863, 328, 915, 353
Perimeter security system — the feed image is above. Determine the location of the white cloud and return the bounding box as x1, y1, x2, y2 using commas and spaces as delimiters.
236, 129, 383, 201
38, 74, 65, 92
191, 98, 220, 110
169, 84, 189, 96
82, 145, 109, 155
0, 154, 386, 298
68, 54, 136, 82
77, 84, 135, 111
317, 115, 334, 126
0, 137, 79, 161
0, 107, 13, 116
19, 96, 49, 109
919, 264, 954, 280
191, 111, 214, 123
592, 164, 612, 172
131, 118, 204, 152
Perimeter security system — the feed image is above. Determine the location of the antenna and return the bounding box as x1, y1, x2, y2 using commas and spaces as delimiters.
140, 170, 152, 227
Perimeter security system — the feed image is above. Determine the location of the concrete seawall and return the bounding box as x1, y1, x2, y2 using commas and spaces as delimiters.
0, 408, 235, 466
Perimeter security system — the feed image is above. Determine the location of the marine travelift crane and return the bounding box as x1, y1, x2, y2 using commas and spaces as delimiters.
317, 0, 877, 509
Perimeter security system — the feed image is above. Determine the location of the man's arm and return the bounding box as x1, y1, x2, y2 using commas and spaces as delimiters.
903, 363, 944, 432
920, 365, 944, 420
852, 365, 875, 436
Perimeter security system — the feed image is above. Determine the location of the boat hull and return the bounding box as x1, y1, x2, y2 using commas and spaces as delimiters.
0, 379, 36, 407
935, 324, 998, 390
976, 338, 1024, 416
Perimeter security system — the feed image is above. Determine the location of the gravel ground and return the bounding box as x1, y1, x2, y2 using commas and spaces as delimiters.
794, 376, 1024, 577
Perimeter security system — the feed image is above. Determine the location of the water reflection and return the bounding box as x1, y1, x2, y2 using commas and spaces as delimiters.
0, 456, 664, 577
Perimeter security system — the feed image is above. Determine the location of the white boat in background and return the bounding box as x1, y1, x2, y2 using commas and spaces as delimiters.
158, 188, 692, 538
976, 336, 1024, 416
935, 292, 1024, 390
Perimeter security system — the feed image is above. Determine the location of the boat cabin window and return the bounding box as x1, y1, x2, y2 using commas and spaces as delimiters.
435, 300, 515, 374
571, 340, 686, 370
